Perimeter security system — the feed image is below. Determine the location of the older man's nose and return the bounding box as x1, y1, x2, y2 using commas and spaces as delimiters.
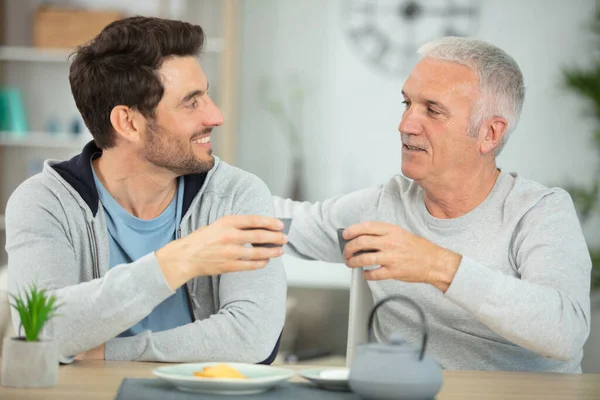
398, 109, 421, 135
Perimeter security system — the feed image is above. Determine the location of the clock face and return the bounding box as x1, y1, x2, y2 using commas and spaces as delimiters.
341, 0, 481, 77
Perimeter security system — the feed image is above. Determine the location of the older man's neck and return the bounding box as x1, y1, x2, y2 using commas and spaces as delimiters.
92, 150, 178, 220
422, 164, 501, 219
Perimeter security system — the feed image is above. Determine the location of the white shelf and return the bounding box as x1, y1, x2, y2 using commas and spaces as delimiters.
0, 40, 224, 62
0, 132, 90, 150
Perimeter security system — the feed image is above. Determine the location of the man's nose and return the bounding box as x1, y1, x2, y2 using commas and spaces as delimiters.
398, 108, 421, 135
205, 96, 224, 127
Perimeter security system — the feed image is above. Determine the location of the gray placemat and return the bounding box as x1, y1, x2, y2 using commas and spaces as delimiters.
114, 378, 361, 400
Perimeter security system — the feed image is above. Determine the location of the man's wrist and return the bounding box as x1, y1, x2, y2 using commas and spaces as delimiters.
155, 241, 190, 290
427, 247, 462, 293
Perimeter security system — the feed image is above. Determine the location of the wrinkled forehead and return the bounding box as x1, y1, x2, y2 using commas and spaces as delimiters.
403, 58, 480, 105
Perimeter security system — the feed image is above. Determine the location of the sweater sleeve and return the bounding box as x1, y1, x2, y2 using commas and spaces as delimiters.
273, 186, 385, 263
5, 177, 174, 362
445, 190, 591, 361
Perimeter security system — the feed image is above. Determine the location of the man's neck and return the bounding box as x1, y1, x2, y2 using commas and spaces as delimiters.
420, 163, 501, 219
93, 150, 178, 220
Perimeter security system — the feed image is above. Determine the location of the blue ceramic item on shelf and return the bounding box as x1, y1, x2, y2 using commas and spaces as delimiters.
0, 87, 28, 135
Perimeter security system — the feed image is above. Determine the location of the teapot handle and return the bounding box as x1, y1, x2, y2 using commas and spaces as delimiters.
367, 294, 428, 361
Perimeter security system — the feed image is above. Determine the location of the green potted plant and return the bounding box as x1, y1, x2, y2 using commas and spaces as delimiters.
1, 283, 60, 388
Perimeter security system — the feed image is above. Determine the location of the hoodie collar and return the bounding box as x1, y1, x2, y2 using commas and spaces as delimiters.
52, 141, 208, 217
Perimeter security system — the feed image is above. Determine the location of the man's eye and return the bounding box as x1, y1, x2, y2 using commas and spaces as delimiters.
428, 108, 441, 116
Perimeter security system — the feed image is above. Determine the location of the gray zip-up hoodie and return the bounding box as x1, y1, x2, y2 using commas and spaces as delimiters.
5, 142, 286, 364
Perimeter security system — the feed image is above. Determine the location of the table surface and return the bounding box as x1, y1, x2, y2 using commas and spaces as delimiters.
0, 359, 599, 399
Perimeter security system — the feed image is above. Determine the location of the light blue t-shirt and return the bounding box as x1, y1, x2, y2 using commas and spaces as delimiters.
92, 167, 192, 337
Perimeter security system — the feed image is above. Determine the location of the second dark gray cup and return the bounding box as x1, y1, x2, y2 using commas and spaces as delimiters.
252, 218, 292, 248
337, 228, 377, 257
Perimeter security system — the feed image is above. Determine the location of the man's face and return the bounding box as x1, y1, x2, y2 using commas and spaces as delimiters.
399, 58, 482, 185
143, 56, 224, 175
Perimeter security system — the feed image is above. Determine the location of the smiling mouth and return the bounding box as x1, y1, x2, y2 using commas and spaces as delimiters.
192, 135, 211, 144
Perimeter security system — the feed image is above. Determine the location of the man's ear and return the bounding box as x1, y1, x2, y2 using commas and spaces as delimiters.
479, 117, 508, 155
109, 106, 145, 143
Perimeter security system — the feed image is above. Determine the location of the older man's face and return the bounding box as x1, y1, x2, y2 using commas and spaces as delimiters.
398, 58, 481, 185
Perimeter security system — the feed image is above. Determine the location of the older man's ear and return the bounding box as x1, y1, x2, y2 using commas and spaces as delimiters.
480, 117, 508, 155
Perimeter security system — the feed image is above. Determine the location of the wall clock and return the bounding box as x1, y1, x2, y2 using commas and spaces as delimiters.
341, 0, 481, 77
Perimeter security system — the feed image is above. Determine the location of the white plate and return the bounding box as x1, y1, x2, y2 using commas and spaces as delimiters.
152, 362, 295, 395
297, 367, 351, 391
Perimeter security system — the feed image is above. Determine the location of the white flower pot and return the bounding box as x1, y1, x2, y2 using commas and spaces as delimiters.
1, 337, 59, 388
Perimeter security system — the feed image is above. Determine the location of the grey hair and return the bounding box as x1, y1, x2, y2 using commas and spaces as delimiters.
417, 37, 525, 155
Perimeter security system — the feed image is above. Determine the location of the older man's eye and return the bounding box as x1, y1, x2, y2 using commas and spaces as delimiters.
428, 108, 441, 116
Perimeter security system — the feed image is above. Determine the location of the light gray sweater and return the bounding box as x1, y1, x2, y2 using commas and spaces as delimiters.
275, 171, 591, 372
5, 150, 286, 364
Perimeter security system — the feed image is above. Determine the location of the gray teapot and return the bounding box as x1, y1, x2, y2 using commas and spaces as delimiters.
348, 295, 443, 400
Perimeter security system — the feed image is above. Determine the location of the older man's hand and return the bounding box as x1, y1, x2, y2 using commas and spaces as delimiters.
341, 222, 462, 292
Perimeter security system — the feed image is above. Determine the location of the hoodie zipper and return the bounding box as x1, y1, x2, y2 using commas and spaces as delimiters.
90, 221, 100, 279
178, 226, 196, 322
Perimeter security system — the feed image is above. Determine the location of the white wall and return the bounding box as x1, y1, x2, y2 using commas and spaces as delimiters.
238, 0, 600, 287
239, 0, 599, 197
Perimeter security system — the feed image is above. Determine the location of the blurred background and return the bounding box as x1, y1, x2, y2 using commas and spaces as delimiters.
0, 0, 599, 372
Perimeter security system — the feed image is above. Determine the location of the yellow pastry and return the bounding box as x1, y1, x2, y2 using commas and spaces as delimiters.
193, 364, 248, 379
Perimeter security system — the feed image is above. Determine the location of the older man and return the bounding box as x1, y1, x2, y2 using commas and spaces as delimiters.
275, 37, 591, 372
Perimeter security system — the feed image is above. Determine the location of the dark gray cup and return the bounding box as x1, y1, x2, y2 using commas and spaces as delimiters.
252, 218, 292, 248
336, 228, 377, 257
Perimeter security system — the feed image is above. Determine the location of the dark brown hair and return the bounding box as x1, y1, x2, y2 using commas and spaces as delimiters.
69, 16, 205, 149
